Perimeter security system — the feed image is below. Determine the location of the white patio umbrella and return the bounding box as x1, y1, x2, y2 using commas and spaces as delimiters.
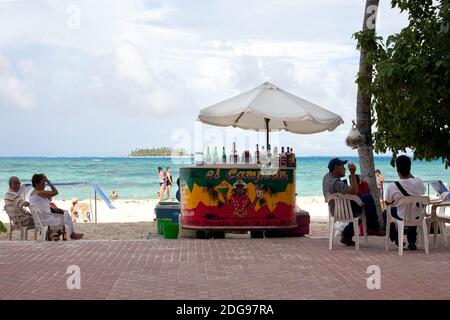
198, 82, 344, 149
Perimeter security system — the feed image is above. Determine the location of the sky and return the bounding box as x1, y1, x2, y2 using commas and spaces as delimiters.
0, 0, 409, 157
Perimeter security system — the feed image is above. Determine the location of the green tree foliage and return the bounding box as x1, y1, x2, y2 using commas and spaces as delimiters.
0, 221, 7, 234
129, 147, 191, 157
354, 0, 450, 167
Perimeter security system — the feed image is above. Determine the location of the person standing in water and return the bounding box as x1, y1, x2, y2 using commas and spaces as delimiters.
157, 167, 165, 201
165, 167, 173, 199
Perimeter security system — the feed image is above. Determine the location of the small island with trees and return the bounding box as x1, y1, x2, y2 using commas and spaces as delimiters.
129, 147, 192, 157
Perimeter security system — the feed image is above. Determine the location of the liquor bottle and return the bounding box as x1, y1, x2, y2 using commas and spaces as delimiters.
273, 146, 279, 167
222, 146, 227, 164
286, 147, 292, 167
205, 146, 212, 164
289, 147, 297, 167
287, 147, 292, 167
62, 226, 67, 241
280, 147, 287, 167
231, 142, 238, 164
213, 146, 219, 164
255, 144, 260, 164
285, 147, 291, 167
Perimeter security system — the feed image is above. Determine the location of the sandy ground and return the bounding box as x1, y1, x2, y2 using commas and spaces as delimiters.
1, 196, 447, 241
0, 196, 329, 223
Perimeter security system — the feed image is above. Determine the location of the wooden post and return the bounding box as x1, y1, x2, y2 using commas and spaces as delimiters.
265, 118, 270, 150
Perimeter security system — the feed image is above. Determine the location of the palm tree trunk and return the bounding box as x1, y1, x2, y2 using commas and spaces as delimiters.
356, 0, 382, 216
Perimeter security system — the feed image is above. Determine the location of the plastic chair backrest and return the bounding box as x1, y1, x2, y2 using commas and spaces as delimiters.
325, 193, 363, 220
29, 206, 45, 229
393, 196, 430, 222
4, 206, 22, 228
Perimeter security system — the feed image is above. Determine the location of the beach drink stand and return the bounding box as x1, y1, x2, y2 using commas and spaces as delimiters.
179, 82, 344, 238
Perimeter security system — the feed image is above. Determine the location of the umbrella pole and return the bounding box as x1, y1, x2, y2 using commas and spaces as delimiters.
265, 118, 270, 150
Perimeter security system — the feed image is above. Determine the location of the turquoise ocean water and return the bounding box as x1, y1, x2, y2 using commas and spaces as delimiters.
0, 157, 448, 200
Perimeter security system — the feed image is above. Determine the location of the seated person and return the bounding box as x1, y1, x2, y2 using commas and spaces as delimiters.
383, 155, 426, 251
70, 198, 80, 221
110, 190, 118, 200
29, 173, 83, 240
355, 174, 370, 196
323, 158, 385, 246
4, 176, 34, 227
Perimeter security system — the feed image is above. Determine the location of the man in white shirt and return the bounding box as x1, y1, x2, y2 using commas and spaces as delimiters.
384, 155, 426, 250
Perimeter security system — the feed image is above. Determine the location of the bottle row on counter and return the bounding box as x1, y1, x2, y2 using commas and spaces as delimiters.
194, 142, 297, 167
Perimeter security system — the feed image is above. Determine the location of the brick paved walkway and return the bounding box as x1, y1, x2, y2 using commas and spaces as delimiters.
1, 237, 449, 300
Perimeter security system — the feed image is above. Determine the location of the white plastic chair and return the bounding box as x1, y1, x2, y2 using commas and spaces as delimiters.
29, 206, 65, 241
426, 191, 449, 248
325, 193, 368, 250
385, 196, 430, 255
3, 206, 36, 241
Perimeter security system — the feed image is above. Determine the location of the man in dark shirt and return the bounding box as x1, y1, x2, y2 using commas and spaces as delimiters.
323, 158, 385, 246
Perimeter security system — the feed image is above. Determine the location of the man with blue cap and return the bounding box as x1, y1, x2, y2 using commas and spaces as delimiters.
323, 158, 384, 246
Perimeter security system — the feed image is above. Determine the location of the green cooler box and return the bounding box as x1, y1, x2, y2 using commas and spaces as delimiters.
155, 201, 180, 235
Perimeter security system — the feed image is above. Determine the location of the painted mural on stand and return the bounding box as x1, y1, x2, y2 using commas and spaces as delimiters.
180, 167, 296, 228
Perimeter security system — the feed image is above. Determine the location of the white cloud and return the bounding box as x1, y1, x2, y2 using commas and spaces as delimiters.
0, 54, 35, 110
229, 39, 355, 61
94, 41, 194, 117
127, 5, 178, 24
